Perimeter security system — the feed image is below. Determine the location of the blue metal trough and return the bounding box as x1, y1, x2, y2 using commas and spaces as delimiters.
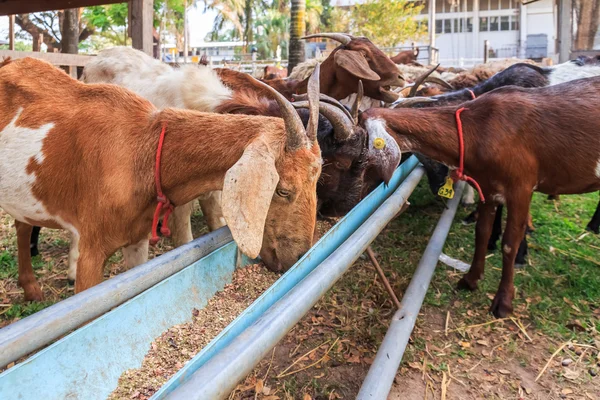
0, 156, 421, 400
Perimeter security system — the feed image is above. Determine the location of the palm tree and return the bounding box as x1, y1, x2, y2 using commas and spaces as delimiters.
288, 0, 306, 73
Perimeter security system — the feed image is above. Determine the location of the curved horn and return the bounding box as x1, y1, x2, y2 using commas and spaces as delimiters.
424, 76, 454, 90
351, 80, 364, 124
293, 101, 355, 141
391, 97, 438, 108
408, 64, 440, 98
305, 63, 320, 144
254, 72, 307, 151
301, 33, 352, 46
293, 93, 354, 122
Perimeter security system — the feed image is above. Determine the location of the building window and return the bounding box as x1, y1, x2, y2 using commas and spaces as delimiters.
466, 17, 473, 32
436, 19, 443, 34
480, 17, 489, 31
444, 19, 452, 33
466, 0, 474, 12
489, 16, 499, 31
511, 16, 519, 30
500, 15, 510, 30
480, 0, 489, 11
490, 0, 500, 10
454, 19, 459, 33
501, 0, 511, 9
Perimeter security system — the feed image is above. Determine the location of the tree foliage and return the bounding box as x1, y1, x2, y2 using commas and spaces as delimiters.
336, 0, 426, 48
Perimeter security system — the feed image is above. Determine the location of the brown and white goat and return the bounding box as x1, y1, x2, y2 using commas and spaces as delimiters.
361, 77, 600, 317
0, 57, 322, 301
390, 47, 419, 65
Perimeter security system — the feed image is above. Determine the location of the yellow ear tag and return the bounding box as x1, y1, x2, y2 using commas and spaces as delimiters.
438, 176, 455, 199
373, 137, 386, 150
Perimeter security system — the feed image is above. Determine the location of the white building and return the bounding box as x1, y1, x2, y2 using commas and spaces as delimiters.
334, 0, 557, 65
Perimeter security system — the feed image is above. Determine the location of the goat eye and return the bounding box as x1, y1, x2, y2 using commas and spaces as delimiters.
276, 189, 291, 198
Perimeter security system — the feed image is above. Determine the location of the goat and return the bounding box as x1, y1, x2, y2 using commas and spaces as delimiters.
263, 65, 288, 80
263, 33, 406, 103
361, 76, 600, 317
0, 57, 322, 301
403, 58, 600, 254
216, 81, 400, 216
390, 47, 419, 65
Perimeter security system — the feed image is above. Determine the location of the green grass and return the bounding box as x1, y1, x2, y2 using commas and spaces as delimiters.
375, 181, 600, 342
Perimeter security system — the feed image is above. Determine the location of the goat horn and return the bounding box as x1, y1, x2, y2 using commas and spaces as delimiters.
351, 80, 364, 124
408, 64, 440, 98
305, 64, 320, 145
424, 76, 454, 90
391, 97, 438, 108
293, 100, 354, 141
293, 93, 354, 122
254, 73, 308, 151
301, 33, 352, 46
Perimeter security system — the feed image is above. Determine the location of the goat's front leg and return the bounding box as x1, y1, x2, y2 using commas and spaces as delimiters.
199, 191, 227, 231
74, 240, 108, 294
170, 200, 195, 247
586, 193, 600, 234
16, 221, 43, 301
458, 200, 497, 291
490, 191, 531, 318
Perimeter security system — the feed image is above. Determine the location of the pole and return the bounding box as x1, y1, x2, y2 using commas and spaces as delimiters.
428, 0, 436, 64
484, 39, 490, 63
8, 15, 14, 51
183, 0, 189, 63
357, 182, 466, 400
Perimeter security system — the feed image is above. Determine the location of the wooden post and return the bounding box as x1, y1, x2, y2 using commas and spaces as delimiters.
35, 34, 43, 52
8, 15, 15, 51
483, 39, 490, 63
184, 0, 188, 63
557, 0, 572, 63
130, 0, 153, 56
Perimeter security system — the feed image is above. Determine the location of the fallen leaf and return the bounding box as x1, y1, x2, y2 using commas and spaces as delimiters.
563, 368, 580, 381
263, 396, 280, 400
561, 388, 573, 395
408, 361, 422, 370
255, 379, 264, 394
460, 341, 471, 348
262, 386, 271, 395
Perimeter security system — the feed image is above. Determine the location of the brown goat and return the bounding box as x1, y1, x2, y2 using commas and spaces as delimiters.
0, 57, 322, 301
390, 47, 419, 65
361, 78, 600, 317
258, 33, 406, 103
264, 65, 288, 80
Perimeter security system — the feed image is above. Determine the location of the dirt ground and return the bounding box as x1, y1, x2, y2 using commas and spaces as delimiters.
1, 183, 599, 399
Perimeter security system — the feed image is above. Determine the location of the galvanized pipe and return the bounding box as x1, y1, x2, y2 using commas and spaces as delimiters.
164, 166, 425, 400
0, 227, 233, 367
356, 181, 465, 400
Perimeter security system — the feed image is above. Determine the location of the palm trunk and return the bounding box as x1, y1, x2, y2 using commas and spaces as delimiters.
244, 0, 253, 52
61, 8, 79, 54
288, 0, 306, 73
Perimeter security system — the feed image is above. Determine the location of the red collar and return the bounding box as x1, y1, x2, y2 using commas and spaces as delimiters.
450, 108, 485, 203
150, 122, 175, 246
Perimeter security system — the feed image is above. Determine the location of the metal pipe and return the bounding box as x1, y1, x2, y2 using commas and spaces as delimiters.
356, 182, 466, 400
164, 167, 425, 400
0, 227, 233, 367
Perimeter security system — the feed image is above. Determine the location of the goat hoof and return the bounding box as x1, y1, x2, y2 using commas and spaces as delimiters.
489, 292, 514, 318
457, 276, 478, 291
22, 284, 44, 302
586, 224, 600, 234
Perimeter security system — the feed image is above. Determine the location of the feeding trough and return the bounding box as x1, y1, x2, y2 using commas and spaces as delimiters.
0, 157, 424, 400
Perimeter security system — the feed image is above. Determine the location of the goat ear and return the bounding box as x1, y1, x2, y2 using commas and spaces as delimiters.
221, 138, 279, 259
334, 50, 380, 81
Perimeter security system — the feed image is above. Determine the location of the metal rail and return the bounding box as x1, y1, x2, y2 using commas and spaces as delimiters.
164, 166, 426, 400
357, 181, 466, 400
0, 227, 232, 367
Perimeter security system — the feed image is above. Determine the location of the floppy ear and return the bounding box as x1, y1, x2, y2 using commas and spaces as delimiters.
222, 138, 279, 259
334, 50, 380, 81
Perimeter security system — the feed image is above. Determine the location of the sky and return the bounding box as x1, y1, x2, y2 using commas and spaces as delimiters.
0, 8, 220, 46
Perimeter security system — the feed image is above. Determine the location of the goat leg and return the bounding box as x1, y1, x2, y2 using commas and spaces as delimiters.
490, 191, 531, 318
586, 194, 600, 234
487, 204, 503, 252
16, 220, 43, 301
73, 241, 108, 294
458, 201, 496, 291
514, 234, 528, 267
30, 225, 41, 257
